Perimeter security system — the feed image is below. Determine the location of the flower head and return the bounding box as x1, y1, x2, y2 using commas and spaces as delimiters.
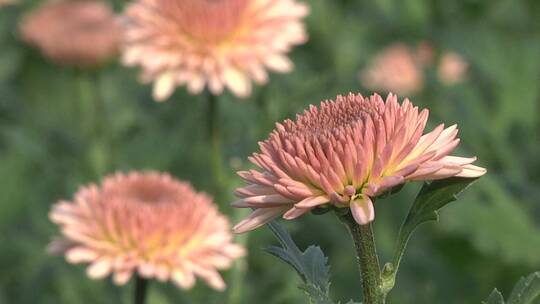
19, 0, 121, 67
360, 44, 423, 95
438, 51, 468, 85
49, 171, 244, 290
121, 0, 309, 101
232, 93, 486, 232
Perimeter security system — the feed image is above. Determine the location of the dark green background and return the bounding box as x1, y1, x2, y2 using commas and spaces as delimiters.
1, 0, 539, 303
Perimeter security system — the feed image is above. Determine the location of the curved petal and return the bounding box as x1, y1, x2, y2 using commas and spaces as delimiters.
456, 164, 487, 177
294, 195, 329, 208
224, 67, 251, 98
87, 257, 112, 279
283, 206, 311, 220
153, 72, 175, 101
113, 270, 133, 285
350, 196, 375, 225
66, 247, 98, 263
233, 207, 290, 233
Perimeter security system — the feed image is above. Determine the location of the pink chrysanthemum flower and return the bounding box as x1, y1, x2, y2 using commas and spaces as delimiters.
438, 51, 468, 85
49, 171, 245, 290
232, 93, 486, 232
121, 0, 309, 101
19, 0, 121, 67
360, 44, 424, 95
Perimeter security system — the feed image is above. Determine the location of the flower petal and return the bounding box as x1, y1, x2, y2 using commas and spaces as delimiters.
233, 207, 289, 233
113, 270, 133, 285
66, 247, 98, 263
350, 196, 375, 225
375, 175, 404, 195
87, 258, 112, 279
153, 72, 175, 102
224, 67, 251, 98
456, 164, 487, 178
172, 269, 195, 290
282, 206, 311, 220
294, 195, 330, 208
265, 54, 293, 72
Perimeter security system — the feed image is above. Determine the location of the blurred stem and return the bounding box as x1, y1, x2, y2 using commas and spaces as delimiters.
227, 209, 250, 304
76, 71, 95, 133
338, 212, 384, 304
134, 275, 149, 304
205, 91, 250, 303
76, 70, 110, 178
255, 86, 269, 139
206, 91, 225, 195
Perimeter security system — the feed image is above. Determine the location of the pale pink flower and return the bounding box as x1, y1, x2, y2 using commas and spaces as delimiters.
232, 93, 486, 232
415, 41, 435, 66
49, 171, 245, 290
360, 44, 423, 95
19, 0, 121, 67
0, 0, 18, 7
438, 51, 468, 85
121, 0, 309, 101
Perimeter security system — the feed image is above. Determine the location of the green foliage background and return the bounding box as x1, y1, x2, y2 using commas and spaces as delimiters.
1, 0, 540, 303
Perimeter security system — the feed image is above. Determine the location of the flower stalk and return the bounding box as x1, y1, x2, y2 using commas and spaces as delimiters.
76, 70, 110, 178
134, 275, 148, 304
338, 211, 385, 304
206, 91, 225, 196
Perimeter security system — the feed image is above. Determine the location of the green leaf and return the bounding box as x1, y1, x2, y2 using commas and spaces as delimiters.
266, 221, 330, 290
298, 283, 335, 304
382, 177, 479, 293
507, 272, 540, 304
441, 175, 540, 266
482, 272, 540, 304
265, 221, 334, 304
483, 289, 505, 304
402, 177, 479, 227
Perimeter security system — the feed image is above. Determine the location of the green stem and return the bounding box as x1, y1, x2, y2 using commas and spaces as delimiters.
206, 91, 225, 195
76, 70, 110, 178
134, 275, 149, 304
255, 86, 269, 139
338, 212, 384, 304
76, 71, 96, 134
227, 209, 250, 304
94, 74, 113, 174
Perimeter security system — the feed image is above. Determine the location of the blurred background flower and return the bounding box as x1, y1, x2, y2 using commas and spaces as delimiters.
0, 0, 18, 7
437, 51, 468, 85
121, 0, 309, 101
49, 171, 244, 290
19, 0, 121, 68
359, 43, 424, 96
